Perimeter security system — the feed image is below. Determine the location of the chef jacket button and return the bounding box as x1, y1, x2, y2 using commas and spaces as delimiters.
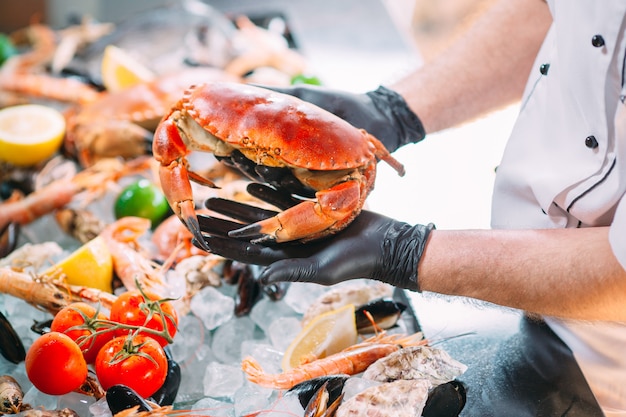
539, 63, 550, 75
591, 34, 605, 47
585, 135, 599, 149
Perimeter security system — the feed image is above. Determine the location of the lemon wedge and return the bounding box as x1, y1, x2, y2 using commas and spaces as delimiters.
101, 45, 156, 92
0, 104, 66, 167
282, 303, 358, 371
46, 236, 113, 293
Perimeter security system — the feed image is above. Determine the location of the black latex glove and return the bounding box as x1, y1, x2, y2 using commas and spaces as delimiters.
197, 183, 434, 291
261, 84, 426, 153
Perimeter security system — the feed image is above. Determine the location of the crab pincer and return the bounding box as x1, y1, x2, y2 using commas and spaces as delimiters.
152, 82, 405, 248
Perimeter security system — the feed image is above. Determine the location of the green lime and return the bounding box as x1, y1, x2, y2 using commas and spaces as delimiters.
0, 34, 17, 66
291, 74, 322, 86
114, 179, 170, 226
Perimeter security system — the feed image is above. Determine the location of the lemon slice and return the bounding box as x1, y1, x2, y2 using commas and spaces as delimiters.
45, 236, 113, 293
101, 45, 155, 92
282, 303, 358, 371
0, 104, 66, 167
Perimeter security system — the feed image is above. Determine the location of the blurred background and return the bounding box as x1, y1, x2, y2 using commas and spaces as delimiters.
1, 0, 497, 61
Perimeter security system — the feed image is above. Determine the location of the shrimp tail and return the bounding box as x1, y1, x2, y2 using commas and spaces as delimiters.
241, 356, 267, 385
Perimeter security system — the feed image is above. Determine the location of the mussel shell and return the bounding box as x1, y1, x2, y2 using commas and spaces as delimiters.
234, 267, 262, 317
0, 222, 20, 259
30, 318, 53, 335
150, 348, 182, 406
422, 380, 467, 417
354, 298, 407, 333
106, 384, 153, 415
287, 374, 350, 409
262, 281, 289, 301
0, 311, 25, 364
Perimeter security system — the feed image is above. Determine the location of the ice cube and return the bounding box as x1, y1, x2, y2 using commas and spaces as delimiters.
211, 316, 256, 365
203, 361, 244, 399
190, 286, 235, 330
268, 316, 301, 352
283, 282, 328, 314
249, 297, 298, 335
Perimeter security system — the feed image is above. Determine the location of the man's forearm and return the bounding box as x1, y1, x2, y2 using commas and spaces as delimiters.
392, 0, 552, 133
419, 227, 626, 322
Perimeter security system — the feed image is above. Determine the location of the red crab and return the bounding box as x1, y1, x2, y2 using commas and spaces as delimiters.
152, 82, 405, 248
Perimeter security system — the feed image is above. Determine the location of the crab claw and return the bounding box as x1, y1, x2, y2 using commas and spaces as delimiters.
228, 180, 362, 244
177, 199, 210, 252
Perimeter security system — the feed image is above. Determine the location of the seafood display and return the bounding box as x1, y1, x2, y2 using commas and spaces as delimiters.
0, 5, 470, 417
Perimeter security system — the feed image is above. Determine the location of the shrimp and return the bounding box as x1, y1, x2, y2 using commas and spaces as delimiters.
112, 405, 216, 417
99, 216, 165, 291
0, 267, 117, 314
0, 23, 102, 105
241, 331, 427, 390
152, 212, 208, 265
0, 157, 151, 231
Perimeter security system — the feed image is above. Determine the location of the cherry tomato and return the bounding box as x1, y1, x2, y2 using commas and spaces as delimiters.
95, 334, 167, 398
25, 331, 88, 395
114, 179, 170, 226
109, 290, 178, 346
50, 302, 114, 363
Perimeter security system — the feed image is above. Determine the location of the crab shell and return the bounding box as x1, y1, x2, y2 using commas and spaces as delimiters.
153, 81, 405, 244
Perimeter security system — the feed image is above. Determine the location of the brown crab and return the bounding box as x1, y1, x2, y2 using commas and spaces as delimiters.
152, 82, 405, 247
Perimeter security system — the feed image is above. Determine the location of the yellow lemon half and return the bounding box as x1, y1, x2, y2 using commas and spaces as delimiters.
0, 104, 66, 167
46, 236, 113, 293
101, 45, 156, 92
282, 303, 358, 371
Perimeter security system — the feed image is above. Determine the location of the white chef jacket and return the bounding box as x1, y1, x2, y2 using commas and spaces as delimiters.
491, 1, 626, 415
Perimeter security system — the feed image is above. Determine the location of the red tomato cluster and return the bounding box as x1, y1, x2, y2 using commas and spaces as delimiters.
24, 291, 178, 398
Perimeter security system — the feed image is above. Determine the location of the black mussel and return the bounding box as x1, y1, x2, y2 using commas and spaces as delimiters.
303, 380, 344, 417
0, 179, 34, 200
106, 384, 153, 415
422, 380, 467, 417
0, 222, 20, 259
58, 68, 106, 91
235, 267, 262, 316
0, 311, 25, 364
262, 281, 289, 301
354, 298, 407, 334
222, 260, 246, 285
287, 374, 350, 410
30, 318, 53, 335
150, 348, 182, 406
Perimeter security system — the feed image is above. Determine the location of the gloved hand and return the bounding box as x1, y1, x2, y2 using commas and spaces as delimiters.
261, 84, 426, 152
196, 183, 435, 291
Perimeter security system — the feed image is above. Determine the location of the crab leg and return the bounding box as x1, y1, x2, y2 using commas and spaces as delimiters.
153, 111, 214, 251
229, 180, 362, 243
